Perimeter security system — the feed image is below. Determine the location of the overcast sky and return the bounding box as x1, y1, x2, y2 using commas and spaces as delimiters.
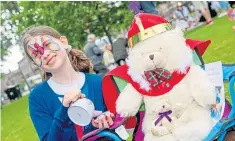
1, 45, 23, 74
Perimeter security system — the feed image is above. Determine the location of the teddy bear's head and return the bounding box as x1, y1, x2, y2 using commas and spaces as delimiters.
126, 28, 193, 90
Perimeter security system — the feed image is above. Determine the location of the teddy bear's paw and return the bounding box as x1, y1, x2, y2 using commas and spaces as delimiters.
116, 106, 138, 117
151, 126, 170, 136
116, 84, 142, 117
196, 89, 216, 107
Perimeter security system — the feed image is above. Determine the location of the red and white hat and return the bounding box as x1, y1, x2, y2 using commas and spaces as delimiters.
127, 13, 211, 56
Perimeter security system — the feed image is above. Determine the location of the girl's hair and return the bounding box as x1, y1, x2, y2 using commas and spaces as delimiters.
21, 25, 93, 81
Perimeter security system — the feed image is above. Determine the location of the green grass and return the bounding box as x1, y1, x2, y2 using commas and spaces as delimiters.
185, 17, 235, 64
185, 16, 235, 101
1, 16, 234, 141
1, 95, 38, 141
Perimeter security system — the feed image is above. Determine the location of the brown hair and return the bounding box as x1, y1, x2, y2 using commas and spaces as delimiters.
21, 25, 92, 81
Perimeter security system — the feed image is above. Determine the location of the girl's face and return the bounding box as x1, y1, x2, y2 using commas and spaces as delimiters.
27, 35, 69, 72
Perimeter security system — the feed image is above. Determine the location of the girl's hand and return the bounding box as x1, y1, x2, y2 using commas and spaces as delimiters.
62, 89, 85, 107
91, 112, 115, 129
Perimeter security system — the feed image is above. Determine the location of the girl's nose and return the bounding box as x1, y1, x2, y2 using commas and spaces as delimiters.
41, 50, 50, 60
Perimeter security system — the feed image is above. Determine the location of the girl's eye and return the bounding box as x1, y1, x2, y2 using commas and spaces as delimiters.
43, 40, 51, 47
45, 42, 51, 46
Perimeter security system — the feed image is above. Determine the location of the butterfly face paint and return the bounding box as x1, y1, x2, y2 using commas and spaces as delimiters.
27, 35, 61, 66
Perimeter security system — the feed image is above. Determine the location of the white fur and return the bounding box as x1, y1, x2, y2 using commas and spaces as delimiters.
126, 59, 151, 91
116, 28, 216, 141
116, 83, 143, 117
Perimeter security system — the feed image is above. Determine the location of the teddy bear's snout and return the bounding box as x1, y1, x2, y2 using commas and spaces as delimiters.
149, 54, 154, 60
141, 52, 166, 71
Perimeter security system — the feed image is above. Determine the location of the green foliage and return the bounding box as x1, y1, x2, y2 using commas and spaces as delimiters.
11, 1, 134, 49
1, 1, 20, 60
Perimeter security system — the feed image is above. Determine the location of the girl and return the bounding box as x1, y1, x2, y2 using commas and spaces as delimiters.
22, 26, 114, 141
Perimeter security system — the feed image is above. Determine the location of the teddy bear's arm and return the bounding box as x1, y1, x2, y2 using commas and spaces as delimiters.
116, 83, 143, 117
189, 66, 216, 108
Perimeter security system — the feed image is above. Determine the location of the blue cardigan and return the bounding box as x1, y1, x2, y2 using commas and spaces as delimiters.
29, 73, 106, 141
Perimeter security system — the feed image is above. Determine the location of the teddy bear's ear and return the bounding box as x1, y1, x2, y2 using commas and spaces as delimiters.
172, 28, 184, 37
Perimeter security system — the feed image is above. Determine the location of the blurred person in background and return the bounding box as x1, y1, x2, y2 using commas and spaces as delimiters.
112, 33, 128, 66
172, 13, 190, 30
211, 1, 223, 17
211, 1, 231, 17
22, 26, 114, 141
139, 1, 158, 15
228, 8, 235, 33
175, 2, 194, 22
174, 2, 195, 29
84, 34, 108, 76
103, 44, 117, 71
219, 1, 231, 12
192, 1, 214, 25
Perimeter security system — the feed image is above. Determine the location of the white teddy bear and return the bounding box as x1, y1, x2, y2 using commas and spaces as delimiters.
113, 13, 216, 141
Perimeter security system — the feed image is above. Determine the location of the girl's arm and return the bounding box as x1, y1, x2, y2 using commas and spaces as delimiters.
29, 96, 73, 141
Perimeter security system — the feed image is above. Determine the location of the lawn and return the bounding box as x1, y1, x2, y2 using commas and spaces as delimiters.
1, 95, 38, 141
185, 16, 235, 101
1, 16, 234, 141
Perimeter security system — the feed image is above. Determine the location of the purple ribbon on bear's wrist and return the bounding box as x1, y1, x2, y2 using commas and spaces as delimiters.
154, 110, 172, 126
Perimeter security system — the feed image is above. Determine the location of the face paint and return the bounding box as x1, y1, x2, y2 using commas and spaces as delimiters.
27, 35, 61, 66
27, 45, 42, 66
41, 35, 61, 51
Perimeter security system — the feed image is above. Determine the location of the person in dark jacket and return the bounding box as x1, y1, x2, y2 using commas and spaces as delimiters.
84, 34, 108, 76
112, 34, 128, 66
139, 1, 158, 15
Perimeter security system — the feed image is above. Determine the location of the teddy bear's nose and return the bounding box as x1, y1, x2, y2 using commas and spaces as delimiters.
149, 54, 154, 60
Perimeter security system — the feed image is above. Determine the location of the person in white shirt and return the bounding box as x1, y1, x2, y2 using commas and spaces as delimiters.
174, 2, 194, 22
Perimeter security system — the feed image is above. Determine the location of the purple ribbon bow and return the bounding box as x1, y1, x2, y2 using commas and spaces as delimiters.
154, 110, 172, 126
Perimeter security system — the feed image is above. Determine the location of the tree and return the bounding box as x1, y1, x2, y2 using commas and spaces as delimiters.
1, 1, 20, 61
84, 1, 133, 44
11, 1, 134, 49
12, 1, 87, 49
